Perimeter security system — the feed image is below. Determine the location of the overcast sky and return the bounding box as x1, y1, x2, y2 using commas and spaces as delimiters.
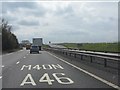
1, 1, 118, 44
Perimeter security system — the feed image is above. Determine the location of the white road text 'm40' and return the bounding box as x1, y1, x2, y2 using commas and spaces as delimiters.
20, 73, 74, 86
21, 64, 64, 70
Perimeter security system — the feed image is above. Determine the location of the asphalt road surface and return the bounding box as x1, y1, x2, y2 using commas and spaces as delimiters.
1, 49, 120, 89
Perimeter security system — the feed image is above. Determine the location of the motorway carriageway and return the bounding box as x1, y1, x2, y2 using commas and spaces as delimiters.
0, 49, 120, 89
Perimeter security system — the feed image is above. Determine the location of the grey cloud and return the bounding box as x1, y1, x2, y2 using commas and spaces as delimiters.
55, 5, 74, 17
51, 29, 88, 36
11, 25, 21, 31
86, 17, 117, 32
2, 2, 37, 14
2, 2, 47, 17
18, 20, 40, 26
27, 8, 46, 17
2, 14, 17, 23
2, 2, 118, 43
42, 23, 49, 26
2, 0, 119, 2
0, 2, 1, 11
62, 11, 117, 32
46, 29, 117, 43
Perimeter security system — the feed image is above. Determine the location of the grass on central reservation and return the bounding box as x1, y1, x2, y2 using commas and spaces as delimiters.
60, 43, 119, 53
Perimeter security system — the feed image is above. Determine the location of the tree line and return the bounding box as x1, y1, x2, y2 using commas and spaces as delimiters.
1, 19, 19, 51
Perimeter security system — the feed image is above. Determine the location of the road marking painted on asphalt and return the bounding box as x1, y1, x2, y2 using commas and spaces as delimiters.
20, 73, 74, 86
2, 65, 4, 68
20, 74, 36, 86
16, 61, 20, 64
48, 52, 120, 89
0, 76, 2, 79
20, 64, 64, 71
24, 56, 26, 58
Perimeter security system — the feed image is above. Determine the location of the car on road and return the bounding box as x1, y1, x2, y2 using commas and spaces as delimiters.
26, 44, 31, 50
30, 45, 39, 54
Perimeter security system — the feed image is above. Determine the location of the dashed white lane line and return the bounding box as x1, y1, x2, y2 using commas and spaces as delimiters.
16, 61, 20, 64
48, 52, 120, 89
23, 56, 26, 59
2, 65, 4, 68
0, 76, 2, 79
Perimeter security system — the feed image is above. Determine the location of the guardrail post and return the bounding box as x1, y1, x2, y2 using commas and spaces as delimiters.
74, 54, 76, 58
104, 58, 107, 67
66, 52, 67, 55
81, 55, 83, 60
90, 56, 92, 63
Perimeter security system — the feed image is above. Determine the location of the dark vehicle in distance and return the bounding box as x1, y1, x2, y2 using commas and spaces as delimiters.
26, 44, 31, 50
30, 45, 39, 54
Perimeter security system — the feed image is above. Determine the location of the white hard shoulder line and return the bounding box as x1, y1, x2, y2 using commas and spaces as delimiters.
47, 52, 120, 89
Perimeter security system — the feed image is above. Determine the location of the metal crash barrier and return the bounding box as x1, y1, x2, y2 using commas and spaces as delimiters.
44, 48, 119, 70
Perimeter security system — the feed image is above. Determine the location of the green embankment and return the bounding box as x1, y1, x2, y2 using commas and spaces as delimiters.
60, 43, 119, 53
43, 44, 50, 48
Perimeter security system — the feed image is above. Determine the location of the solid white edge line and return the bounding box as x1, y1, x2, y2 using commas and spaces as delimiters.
47, 52, 120, 89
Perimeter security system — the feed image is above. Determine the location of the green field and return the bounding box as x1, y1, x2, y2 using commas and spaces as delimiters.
59, 42, 119, 53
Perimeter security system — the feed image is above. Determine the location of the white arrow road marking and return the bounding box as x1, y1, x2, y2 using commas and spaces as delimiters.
48, 52, 120, 89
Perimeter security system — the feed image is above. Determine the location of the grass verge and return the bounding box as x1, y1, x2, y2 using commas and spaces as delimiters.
59, 42, 119, 53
